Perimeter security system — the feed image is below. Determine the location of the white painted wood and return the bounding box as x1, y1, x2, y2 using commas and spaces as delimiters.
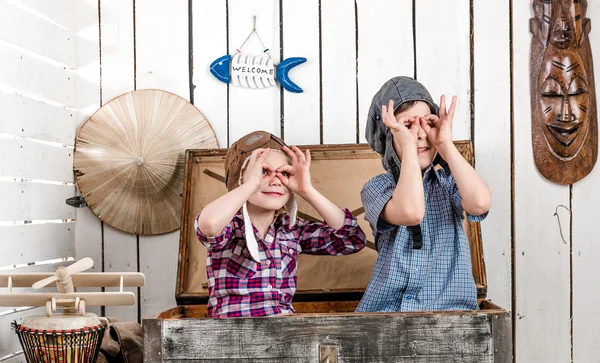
0, 42, 73, 107
100, 0, 139, 323
100, 0, 134, 103
321, 0, 356, 144
192, 0, 228, 147
0, 307, 46, 359
1, 182, 76, 221
135, 0, 189, 318
415, 0, 471, 140
0, 138, 73, 182
135, 0, 189, 99
72, 0, 102, 319
572, 2, 600, 361
228, 0, 281, 141
18, 0, 73, 30
513, 2, 572, 362
0, 92, 75, 145
1, 353, 25, 363
103, 226, 138, 322
356, 0, 413, 144
473, 0, 511, 310
0, 222, 75, 266
0, 1, 74, 67
281, 0, 320, 146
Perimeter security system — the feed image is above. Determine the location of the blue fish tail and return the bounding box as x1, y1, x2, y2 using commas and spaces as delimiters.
276, 57, 307, 93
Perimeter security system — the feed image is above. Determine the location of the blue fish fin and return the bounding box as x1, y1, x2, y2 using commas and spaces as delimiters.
210, 54, 231, 84
276, 57, 307, 93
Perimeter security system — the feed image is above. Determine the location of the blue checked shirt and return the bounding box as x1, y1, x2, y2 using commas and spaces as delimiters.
356, 165, 488, 312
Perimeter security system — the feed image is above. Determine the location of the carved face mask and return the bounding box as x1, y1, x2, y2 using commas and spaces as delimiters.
538, 46, 589, 158
530, 0, 597, 184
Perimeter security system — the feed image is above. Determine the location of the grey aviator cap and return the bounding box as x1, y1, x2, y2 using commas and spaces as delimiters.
365, 76, 440, 181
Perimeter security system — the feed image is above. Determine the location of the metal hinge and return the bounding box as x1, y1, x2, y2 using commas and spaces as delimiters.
319, 345, 338, 363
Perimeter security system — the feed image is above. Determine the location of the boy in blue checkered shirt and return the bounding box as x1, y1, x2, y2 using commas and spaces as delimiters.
356, 76, 492, 312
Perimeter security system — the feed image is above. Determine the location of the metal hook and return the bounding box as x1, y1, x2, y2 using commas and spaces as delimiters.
553, 204, 570, 244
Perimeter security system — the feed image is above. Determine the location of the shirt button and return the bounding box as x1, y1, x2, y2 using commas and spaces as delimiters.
405, 295, 413, 300
265, 235, 273, 242
265, 260, 271, 266
267, 285, 272, 290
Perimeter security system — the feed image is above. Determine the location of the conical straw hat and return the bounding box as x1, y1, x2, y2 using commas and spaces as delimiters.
74, 89, 219, 235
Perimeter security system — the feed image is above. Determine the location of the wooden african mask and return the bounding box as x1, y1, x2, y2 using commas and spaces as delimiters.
530, 0, 597, 184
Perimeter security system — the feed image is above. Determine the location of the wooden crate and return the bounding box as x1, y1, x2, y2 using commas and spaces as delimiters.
143, 142, 512, 362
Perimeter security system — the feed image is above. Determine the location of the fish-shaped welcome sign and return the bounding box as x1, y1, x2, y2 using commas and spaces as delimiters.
210, 53, 307, 93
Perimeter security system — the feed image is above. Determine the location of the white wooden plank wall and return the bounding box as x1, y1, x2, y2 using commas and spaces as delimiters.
321, 0, 356, 144
513, 2, 572, 363
415, 0, 471, 140
4, 0, 600, 362
473, 0, 512, 312
135, 0, 189, 319
572, 3, 600, 363
356, 0, 414, 143
192, 1, 228, 147
72, 0, 103, 324
100, 0, 139, 323
281, 0, 320, 145
0, 1, 76, 360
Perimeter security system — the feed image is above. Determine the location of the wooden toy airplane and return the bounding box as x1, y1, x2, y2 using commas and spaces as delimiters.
0, 257, 144, 316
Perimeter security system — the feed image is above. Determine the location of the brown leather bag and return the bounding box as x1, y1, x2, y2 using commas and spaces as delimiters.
97, 318, 143, 363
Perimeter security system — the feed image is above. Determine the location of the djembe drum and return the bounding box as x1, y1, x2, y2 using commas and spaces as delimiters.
13, 313, 107, 363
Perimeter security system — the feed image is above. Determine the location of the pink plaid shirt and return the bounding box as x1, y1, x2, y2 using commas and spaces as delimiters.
195, 209, 366, 318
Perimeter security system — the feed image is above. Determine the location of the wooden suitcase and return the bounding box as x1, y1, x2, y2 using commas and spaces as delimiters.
143, 142, 512, 363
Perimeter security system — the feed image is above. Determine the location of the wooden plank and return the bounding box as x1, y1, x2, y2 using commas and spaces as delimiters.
321, 0, 356, 144
157, 313, 496, 361
135, 0, 188, 319
512, 1, 572, 362
572, 3, 600, 361
281, 0, 320, 145
0, 307, 46, 360
166, 359, 488, 363
103, 226, 138, 322
0, 223, 75, 267
99, 0, 134, 102
0, 92, 75, 145
135, 0, 189, 99
491, 312, 513, 363
1, 182, 75, 221
356, 0, 413, 144
1, 353, 26, 363
227, 0, 281, 141
99, 0, 139, 324
192, 0, 228, 146
143, 318, 163, 363
0, 138, 73, 182
0, 1, 74, 67
415, 0, 471, 140
73, 0, 102, 318
0, 42, 73, 107
473, 0, 512, 310
18, 0, 73, 30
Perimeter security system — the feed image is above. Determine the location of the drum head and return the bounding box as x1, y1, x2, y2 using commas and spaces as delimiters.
21, 313, 102, 331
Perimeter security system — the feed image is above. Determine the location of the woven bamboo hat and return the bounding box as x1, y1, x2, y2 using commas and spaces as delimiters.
73, 89, 219, 235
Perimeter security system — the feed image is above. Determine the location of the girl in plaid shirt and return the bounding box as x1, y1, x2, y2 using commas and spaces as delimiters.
195, 131, 366, 318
